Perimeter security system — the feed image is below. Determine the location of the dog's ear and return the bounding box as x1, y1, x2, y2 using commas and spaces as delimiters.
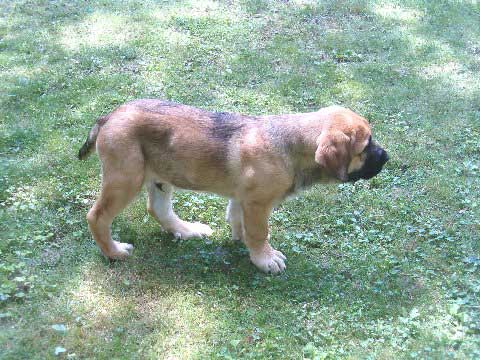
315, 130, 351, 181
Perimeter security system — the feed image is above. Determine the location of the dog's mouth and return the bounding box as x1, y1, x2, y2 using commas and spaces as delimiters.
348, 146, 389, 183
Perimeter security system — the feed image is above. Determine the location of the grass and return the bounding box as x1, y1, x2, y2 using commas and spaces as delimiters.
1, 0, 479, 358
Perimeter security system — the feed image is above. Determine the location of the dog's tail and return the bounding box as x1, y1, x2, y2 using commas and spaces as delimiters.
78, 116, 108, 160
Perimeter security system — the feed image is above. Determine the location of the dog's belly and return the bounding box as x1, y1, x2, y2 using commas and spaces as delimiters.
139, 137, 235, 196
145, 165, 236, 197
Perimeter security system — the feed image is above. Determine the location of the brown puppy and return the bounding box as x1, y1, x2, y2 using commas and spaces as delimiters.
78, 100, 388, 273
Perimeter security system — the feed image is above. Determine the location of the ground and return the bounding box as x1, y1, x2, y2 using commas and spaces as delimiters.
0, 0, 479, 359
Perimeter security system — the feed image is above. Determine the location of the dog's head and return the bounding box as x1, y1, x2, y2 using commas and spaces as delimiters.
314, 110, 389, 182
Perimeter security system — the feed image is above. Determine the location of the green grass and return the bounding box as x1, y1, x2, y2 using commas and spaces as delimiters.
1, 0, 479, 358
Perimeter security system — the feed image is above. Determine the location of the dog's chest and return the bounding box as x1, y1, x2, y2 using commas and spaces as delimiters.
286, 166, 326, 195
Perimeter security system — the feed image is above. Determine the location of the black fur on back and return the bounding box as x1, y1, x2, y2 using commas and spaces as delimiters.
209, 112, 245, 141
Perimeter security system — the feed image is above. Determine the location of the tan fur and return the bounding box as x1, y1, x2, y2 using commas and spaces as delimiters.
80, 100, 375, 273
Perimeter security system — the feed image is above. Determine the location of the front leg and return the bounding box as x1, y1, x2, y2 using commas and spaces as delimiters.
241, 200, 286, 273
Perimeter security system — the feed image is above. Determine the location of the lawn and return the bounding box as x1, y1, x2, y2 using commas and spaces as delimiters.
1, 0, 479, 358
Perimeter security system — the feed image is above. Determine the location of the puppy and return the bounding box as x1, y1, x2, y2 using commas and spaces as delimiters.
78, 100, 388, 273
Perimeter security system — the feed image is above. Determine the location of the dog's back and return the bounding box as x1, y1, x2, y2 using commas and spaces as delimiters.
78, 99, 261, 196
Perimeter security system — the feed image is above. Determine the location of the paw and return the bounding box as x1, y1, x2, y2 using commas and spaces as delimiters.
249, 246, 286, 274
104, 241, 133, 260
172, 221, 213, 240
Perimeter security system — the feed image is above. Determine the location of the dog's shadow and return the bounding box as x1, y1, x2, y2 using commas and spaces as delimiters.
114, 223, 254, 279
102, 221, 427, 325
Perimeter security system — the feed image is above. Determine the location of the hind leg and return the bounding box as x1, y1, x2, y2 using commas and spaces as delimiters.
226, 199, 243, 242
87, 166, 143, 259
147, 182, 213, 239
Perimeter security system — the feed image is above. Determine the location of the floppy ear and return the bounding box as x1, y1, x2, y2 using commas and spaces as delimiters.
315, 131, 351, 181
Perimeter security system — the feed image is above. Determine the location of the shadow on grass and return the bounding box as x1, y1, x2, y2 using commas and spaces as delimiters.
60, 215, 436, 345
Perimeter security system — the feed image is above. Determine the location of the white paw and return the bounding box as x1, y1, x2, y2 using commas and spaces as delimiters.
249, 246, 286, 274
105, 241, 133, 260
172, 221, 213, 240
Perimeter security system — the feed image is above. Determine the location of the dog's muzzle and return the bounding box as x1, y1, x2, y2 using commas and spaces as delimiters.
348, 145, 389, 182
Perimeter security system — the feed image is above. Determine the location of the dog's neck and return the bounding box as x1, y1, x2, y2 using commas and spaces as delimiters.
277, 133, 331, 196
262, 113, 333, 197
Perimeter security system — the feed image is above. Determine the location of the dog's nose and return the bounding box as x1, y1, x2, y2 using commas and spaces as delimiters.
382, 150, 389, 163
376, 148, 388, 164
